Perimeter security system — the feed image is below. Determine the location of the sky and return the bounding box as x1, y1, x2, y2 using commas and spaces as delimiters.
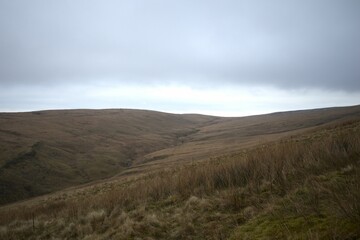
0, 0, 359, 116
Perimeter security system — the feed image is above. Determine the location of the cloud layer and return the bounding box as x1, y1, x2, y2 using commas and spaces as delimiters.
1, 0, 360, 90
0, 1, 359, 115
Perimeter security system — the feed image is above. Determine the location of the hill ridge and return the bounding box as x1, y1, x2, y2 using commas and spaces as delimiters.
0, 105, 360, 205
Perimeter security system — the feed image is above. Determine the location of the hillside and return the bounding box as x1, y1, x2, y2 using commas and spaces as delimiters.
0, 112, 359, 239
135, 105, 360, 168
1, 106, 360, 205
0, 109, 216, 205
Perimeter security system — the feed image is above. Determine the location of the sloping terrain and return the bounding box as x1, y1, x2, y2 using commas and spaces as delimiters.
0, 105, 360, 206
119, 105, 360, 176
0, 115, 359, 239
0, 109, 216, 205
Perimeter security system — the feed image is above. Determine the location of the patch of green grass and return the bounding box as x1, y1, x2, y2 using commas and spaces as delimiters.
230, 214, 359, 240
230, 166, 360, 240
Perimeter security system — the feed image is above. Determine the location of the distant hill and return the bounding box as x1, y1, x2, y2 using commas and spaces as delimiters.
0, 109, 216, 205
0, 105, 360, 205
1, 106, 359, 239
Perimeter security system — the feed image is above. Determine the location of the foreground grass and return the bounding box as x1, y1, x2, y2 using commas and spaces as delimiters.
230, 167, 360, 239
1, 120, 360, 239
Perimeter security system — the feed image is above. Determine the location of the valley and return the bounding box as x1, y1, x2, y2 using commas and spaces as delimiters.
0, 105, 360, 239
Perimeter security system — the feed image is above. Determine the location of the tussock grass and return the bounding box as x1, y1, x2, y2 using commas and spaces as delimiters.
1, 120, 360, 239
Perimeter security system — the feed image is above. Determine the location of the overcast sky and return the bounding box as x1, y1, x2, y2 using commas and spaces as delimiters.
0, 0, 359, 116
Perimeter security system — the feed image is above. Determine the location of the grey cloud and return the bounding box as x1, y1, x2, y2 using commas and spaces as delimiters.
0, 0, 360, 90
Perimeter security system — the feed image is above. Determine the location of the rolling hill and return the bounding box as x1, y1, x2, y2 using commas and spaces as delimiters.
0, 105, 359, 239
1, 106, 360, 206
0, 109, 216, 205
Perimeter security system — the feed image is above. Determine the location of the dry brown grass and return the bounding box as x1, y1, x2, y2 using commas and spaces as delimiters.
0, 109, 217, 205
1, 105, 360, 206
1, 119, 360, 239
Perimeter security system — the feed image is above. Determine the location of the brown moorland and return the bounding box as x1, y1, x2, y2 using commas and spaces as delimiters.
0, 108, 359, 239
1, 106, 360, 206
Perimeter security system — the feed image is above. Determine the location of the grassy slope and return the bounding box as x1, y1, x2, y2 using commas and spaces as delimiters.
0, 117, 359, 239
0, 106, 360, 239
115, 105, 360, 178
1, 106, 360, 206
0, 109, 216, 204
